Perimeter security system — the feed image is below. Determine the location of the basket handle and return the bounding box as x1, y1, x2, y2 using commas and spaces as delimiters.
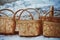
14, 9, 34, 20
42, 6, 54, 20
0, 9, 14, 17
0, 11, 8, 17
13, 9, 24, 20
18, 8, 40, 19
44, 6, 54, 17
49, 6, 54, 17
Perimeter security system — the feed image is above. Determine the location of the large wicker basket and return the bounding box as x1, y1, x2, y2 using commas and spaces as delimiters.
14, 8, 42, 37
43, 6, 60, 37
0, 9, 16, 35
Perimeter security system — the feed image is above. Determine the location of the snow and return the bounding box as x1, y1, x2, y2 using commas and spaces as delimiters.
0, 35, 60, 40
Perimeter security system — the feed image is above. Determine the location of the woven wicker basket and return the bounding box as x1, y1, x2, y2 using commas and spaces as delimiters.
14, 8, 42, 37
43, 6, 60, 37
0, 9, 16, 35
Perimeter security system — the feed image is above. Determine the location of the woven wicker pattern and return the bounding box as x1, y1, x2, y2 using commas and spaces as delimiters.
0, 17, 5, 33
0, 17, 15, 33
43, 21, 60, 37
5, 18, 15, 33
18, 20, 41, 36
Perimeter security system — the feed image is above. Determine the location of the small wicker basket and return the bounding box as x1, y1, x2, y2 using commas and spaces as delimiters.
43, 6, 60, 37
0, 9, 16, 35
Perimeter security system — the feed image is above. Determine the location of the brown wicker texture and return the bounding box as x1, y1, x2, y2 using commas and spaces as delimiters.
15, 9, 24, 33
43, 6, 60, 37
0, 9, 16, 35
14, 8, 42, 37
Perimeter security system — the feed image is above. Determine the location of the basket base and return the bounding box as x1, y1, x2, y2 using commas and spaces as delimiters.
43, 35, 60, 38
0, 32, 16, 35
19, 34, 41, 37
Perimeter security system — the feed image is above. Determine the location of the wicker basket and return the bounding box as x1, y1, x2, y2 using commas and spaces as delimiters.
0, 9, 16, 35
43, 6, 60, 37
14, 8, 42, 37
